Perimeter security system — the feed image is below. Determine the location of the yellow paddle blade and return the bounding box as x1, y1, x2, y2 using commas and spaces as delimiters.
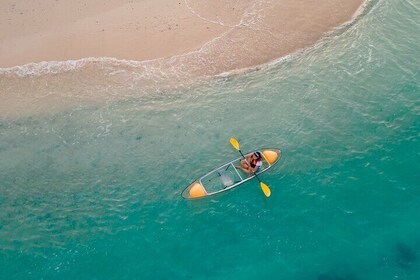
229, 138, 240, 151
260, 182, 271, 197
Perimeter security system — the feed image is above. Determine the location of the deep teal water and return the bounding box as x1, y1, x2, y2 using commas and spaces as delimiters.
1, 0, 419, 279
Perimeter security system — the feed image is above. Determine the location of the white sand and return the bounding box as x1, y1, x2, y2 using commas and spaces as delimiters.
0, 0, 366, 120
1, 0, 365, 69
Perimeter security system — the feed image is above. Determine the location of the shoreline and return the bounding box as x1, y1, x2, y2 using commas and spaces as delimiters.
1, 0, 366, 71
0, 0, 369, 120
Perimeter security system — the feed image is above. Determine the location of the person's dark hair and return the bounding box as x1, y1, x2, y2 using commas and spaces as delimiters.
253, 151, 262, 159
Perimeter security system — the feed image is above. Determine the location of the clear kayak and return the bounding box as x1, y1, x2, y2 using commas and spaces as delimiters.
181, 149, 281, 199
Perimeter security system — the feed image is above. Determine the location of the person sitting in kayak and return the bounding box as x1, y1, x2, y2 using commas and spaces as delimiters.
237, 151, 263, 175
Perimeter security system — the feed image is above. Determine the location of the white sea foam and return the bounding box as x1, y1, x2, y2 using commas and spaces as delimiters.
0, 56, 167, 77
0, 0, 375, 80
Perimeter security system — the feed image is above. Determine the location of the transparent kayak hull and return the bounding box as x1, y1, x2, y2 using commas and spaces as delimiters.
181, 149, 281, 199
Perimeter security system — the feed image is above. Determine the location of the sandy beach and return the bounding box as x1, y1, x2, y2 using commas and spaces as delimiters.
2, 0, 420, 278
1, 0, 365, 69
0, 0, 366, 119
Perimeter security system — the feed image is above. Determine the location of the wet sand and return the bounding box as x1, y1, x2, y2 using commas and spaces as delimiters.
1, 0, 365, 69
0, 0, 367, 120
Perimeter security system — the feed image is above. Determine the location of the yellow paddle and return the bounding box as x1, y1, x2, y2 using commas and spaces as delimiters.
229, 138, 271, 197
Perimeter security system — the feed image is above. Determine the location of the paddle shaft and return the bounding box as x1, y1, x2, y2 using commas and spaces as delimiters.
229, 137, 271, 197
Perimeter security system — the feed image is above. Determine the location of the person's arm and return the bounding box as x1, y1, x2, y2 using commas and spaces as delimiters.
245, 154, 252, 162
248, 167, 257, 174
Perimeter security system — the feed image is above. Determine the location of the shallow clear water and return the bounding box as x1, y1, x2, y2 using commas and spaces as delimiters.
1, 0, 419, 279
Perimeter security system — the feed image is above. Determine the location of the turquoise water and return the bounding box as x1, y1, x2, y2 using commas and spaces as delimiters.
1, 0, 419, 279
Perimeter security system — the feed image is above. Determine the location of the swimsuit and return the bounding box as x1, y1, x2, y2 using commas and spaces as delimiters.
250, 159, 263, 169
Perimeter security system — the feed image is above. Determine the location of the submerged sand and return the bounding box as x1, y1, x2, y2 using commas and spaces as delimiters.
0, 0, 366, 119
